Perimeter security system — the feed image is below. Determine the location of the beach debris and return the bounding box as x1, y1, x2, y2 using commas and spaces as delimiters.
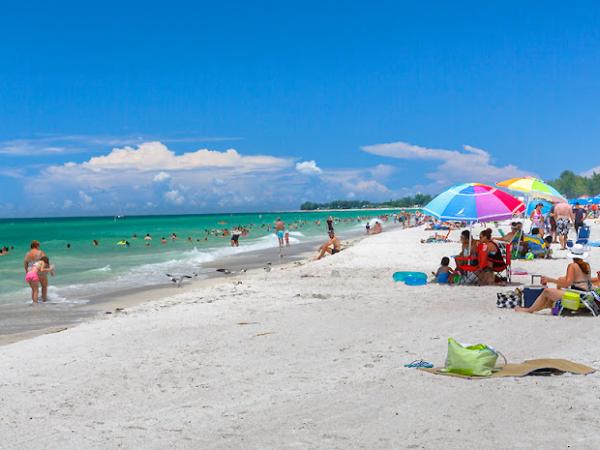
263, 262, 272, 273
216, 268, 247, 276
237, 321, 260, 325
331, 270, 341, 277
253, 332, 274, 337
166, 273, 193, 287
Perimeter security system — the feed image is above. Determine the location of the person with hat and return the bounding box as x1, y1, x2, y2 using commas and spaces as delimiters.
516, 243, 594, 313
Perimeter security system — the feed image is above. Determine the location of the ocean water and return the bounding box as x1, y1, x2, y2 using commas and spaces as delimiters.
0, 210, 399, 305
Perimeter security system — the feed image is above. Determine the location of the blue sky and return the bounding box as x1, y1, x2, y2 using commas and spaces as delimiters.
1, 1, 600, 217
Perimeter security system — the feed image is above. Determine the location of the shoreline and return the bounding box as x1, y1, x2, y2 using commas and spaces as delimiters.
0, 224, 379, 346
2, 221, 599, 448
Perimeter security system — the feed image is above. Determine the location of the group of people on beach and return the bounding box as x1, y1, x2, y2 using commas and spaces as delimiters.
426, 199, 600, 315
23, 240, 54, 303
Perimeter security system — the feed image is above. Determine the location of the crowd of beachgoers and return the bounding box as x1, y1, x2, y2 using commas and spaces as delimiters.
424, 201, 600, 315
8, 200, 600, 319
12, 213, 408, 303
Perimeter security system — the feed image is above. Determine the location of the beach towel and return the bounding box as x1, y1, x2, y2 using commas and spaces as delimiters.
421, 359, 595, 379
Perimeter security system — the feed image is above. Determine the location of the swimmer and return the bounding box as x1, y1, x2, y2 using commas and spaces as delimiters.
275, 218, 285, 247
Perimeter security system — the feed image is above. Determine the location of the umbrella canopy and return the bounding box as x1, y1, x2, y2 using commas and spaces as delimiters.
423, 183, 525, 222
569, 196, 600, 205
497, 176, 567, 203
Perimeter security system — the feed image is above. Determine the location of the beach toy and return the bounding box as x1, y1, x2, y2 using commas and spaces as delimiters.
525, 252, 535, 260
393, 271, 427, 282
404, 276, 427, 286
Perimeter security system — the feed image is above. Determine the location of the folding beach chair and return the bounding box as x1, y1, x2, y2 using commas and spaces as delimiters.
577, 225, 591, 246
493, 242, 512, 283
557, 287, 600, 317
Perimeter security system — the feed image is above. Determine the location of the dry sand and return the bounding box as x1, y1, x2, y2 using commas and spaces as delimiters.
1, 221, 600, 449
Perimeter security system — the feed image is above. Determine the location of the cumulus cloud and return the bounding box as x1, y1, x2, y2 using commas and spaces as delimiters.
153, 171, 171, 183
164, 190, 185, 205
82, 141, 290, 172
582, 166, 600, 177
362, 141, 530, 188
12, 141, 400, 215
295, 160, 322, 175
78, 191, 93, 204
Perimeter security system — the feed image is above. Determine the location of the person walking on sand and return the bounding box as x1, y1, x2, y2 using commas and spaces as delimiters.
24, 240, 50, 302
554, 201, 574, 250
275, 217, 285, 247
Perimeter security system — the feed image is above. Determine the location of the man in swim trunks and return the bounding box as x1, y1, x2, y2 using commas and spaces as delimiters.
230, 227, 241, 247
274, 218, 285, 247
554, 201, 574, 250
316, 232, 341, 260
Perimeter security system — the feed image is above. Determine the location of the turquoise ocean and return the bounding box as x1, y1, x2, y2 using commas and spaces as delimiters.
0, 210, 400, 305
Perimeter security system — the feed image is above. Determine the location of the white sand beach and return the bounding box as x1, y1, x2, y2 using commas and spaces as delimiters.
2, 222, 600, 449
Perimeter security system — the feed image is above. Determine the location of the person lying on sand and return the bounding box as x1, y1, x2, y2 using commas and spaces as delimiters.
516, 244, 595, 314
316, 232, 341, 260
421, 229, 452, 243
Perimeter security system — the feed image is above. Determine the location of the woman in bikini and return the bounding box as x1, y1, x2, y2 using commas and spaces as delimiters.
529, 203, 545, 236
25, 256, 54, 303
478, 228, 505, 285
516, 244, 594, 313
24, 240, 51, 302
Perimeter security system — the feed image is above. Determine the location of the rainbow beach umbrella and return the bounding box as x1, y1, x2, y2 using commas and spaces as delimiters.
423, 182, 525, 222
496, 176, 567, 203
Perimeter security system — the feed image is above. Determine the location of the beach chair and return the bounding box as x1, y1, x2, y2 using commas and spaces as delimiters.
577, 225, 591, 246
557, 288, 600, 317
493, 242, 512, 283
456, 243, 510, 285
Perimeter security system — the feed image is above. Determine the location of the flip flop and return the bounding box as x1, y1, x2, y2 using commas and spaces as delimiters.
404, 360, 434, 369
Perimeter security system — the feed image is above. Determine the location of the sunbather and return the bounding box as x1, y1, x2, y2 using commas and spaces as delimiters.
316, 232, 342, 260
516, 244, 593, 313
421, 229, 452, 243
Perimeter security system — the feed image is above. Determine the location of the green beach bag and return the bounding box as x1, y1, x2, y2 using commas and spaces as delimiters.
443, 338, 506, 377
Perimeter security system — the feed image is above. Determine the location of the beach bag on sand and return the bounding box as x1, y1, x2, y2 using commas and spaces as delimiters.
443, 338, 507, 377
496, 289, 522, 308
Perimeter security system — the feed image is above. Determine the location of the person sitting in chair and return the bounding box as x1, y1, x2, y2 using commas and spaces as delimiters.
516, 244, 594, 313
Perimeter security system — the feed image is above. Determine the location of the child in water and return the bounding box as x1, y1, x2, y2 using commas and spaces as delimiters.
25, 256, 55, 303
432, 256, 454, 284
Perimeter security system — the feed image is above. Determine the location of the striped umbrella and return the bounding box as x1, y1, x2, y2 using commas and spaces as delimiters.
423, 182, 525, 222
496, 176, 567, 203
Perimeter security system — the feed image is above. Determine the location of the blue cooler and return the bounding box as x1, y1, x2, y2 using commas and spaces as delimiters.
523, 286, 544, 308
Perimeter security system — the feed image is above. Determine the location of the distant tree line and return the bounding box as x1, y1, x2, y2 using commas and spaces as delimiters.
300, 194, 433, 210
547, 170, 600, 198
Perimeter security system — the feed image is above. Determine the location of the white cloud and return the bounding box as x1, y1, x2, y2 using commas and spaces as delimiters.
369, 164, 395, 179
0, 135, 243, 156
295, 160, 322, 175
78, 191, 93, 204
362, 141, 530, 188
164, 190, 185, 205
153, 171, 171, 183
82, 141, 290, 172
62, 199, 73, 209
582, 167, 600, 177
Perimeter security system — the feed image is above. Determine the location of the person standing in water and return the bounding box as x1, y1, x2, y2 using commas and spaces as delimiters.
326, 216, 335, 233
275, 218, 285, 247
24, 240, 51, 302
230, 227, 241, 247
25, 256, 54, 303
